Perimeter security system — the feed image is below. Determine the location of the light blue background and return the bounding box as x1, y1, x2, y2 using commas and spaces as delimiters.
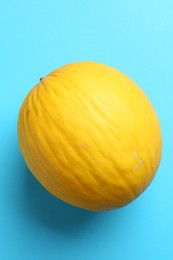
0, 1, 172, 259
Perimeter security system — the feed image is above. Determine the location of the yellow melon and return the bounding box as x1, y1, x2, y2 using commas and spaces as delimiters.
18, 61, 162, 211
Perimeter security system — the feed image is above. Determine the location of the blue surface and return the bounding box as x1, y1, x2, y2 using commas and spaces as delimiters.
0, 1, 173, 259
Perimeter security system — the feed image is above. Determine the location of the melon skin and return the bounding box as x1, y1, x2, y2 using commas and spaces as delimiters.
18, 61, 162, 211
